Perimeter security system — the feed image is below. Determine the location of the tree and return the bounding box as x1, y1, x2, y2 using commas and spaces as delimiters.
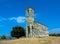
1, 35, 6, 40
11, 26, 25, 38
49, 33, 60, 36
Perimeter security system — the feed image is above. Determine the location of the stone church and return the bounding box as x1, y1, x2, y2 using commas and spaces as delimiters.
26, 7, 49, 38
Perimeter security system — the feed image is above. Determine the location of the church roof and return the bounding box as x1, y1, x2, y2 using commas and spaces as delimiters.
34, 21, 48, 27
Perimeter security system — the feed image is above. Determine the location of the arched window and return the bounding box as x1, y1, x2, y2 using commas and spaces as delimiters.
27, 10, 29, 13
27, 26, 30, 34
32, 26, 34, 29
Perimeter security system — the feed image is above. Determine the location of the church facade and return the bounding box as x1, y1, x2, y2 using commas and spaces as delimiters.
26, 7, 49, 38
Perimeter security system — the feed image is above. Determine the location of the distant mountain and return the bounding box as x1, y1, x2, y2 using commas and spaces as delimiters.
49, 28, 60, 34
6, 35, 12, 39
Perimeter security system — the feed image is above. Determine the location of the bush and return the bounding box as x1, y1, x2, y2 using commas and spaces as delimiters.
1, 35, 6, 40
11, 26, 25, 38
49, 33, 60, 36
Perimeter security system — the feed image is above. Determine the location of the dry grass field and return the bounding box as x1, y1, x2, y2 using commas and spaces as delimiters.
0, 37, 60, 44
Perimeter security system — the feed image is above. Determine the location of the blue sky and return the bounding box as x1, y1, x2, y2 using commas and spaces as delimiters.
0, 0, 60, 36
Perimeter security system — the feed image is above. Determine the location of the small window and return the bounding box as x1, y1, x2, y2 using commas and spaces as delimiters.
27, 10, 29, 13
32, 26, 33, 29
27, 26, 30, 34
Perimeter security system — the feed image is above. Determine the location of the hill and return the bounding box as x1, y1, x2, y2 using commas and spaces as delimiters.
0, 37, 60, 44
49, 28, 60, 34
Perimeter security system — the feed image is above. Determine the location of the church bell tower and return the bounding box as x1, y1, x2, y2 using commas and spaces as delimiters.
26, 7, 34, 37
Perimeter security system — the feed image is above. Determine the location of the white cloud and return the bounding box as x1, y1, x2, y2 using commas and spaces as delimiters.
0, 16, 25, 23
49, 28, 60, 34
9, 16, 25, 23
